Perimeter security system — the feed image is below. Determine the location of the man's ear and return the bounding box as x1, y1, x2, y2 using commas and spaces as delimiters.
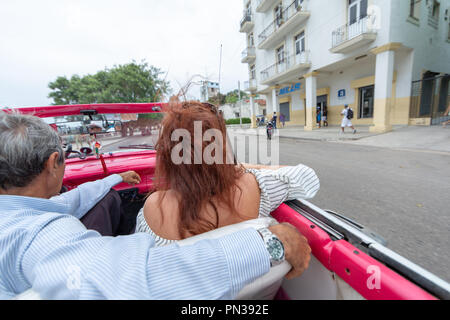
45, 152, 61, 171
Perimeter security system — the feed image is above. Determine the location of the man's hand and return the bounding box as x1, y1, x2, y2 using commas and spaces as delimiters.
119, 171, 142, 185
268, 223, 311, 280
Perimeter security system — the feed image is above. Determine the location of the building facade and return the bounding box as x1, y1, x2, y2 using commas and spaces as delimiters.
240, 0, 450, 131
200, 81, 220, 103
219, 99, 266, 121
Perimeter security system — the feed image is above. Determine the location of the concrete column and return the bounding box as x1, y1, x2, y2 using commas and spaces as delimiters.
250, 95, 257, 128
304, 72, 318, 131
272, 87, 278, 112
370, 43, 401, 133
271, 87, 279, 126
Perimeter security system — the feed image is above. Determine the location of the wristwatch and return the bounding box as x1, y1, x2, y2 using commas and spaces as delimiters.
257, 227, 285, 267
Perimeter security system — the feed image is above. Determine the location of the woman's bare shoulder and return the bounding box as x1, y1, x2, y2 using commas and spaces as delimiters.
143, 190, 180, 232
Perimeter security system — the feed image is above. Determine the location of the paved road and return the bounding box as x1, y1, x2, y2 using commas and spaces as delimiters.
231, 133, 450, 283
100, 131, 450, 283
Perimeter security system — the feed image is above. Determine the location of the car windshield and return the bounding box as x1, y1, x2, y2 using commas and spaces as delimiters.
44, 112, 164, 155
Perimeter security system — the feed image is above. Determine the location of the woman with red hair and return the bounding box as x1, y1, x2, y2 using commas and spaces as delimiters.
135, 101, 320, 245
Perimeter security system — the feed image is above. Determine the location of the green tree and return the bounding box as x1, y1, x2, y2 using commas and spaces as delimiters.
224, 90, 248, 105
208, 93, 226, 106
48, 61, 171, 105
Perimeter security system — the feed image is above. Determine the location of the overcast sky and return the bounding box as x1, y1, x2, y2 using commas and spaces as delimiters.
0, 0, 249, 107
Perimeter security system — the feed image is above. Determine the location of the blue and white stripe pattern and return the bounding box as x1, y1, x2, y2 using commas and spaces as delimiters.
248, 164, 320, 217
135, 164, 320, 243
0, 175, 270, 300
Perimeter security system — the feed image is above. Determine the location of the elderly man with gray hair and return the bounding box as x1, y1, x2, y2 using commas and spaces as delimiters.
0, 111, 311, 300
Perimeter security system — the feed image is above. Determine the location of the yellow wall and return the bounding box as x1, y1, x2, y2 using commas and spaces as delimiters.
279, 73, 414, 127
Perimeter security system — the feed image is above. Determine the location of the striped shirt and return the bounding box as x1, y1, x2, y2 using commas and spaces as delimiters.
0, 175, 270, 300
136, 164, 320, 246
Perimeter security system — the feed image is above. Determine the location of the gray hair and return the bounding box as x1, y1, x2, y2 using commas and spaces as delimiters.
0, 112, 64, 190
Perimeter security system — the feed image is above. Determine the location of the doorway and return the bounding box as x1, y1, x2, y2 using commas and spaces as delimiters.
359, 85, 374, 118
280, 102, 290, 122
316, 95, 328, 127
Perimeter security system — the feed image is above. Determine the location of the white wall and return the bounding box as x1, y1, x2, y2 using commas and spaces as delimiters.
390, 0, 450, 80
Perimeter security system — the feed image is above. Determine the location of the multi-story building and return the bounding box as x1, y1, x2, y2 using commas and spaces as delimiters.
200, 81, 220, 102
240, 0, 450, 131
219, 99, 266, 120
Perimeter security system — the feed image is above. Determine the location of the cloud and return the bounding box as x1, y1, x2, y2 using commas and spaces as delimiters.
0, 0, 248, 106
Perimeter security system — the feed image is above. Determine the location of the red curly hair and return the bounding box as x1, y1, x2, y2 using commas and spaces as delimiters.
153, 100, 245, 238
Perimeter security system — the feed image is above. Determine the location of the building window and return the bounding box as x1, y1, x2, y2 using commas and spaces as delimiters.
294, 31, 306, 55
274, 3, 283, 27
359, 85, 374, 118
409, 0, 421, 20
276, 45, 285, 64
348, 0, 368, 25
432, 0, 440, 19
245, 2, 251, 16
448, 17, 450, 40
250, 65, 256, 79
248, 33, 254, 47
428, 0, 440, 28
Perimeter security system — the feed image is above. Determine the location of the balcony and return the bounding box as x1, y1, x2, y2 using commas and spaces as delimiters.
240, 12, 254, 33
241, 47, 256, 64
427, 11, 439, 29
258, 1, 310, 50
255, 0, 277, 13
330, 16, 377, 53
260, 51, 311, 86
244, 79, 258, 92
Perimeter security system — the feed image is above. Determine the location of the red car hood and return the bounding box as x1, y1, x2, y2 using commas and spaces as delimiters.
63, 150, 157, 193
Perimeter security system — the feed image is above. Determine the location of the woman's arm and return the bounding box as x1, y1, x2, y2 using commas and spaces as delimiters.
240, 163, 287, 171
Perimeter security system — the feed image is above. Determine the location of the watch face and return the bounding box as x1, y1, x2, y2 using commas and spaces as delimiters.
268, 238, 284, 261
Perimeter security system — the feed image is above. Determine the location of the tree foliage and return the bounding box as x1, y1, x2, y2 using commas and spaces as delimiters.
225, 90, 248, 104
207, 90, 248, 106
48, 61, 170, 105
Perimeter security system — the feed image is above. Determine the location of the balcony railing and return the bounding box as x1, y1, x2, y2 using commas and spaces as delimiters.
241, 47, 256, 63
240, 12, 253, 31
260, 51, 310, 82
332, 15, 376, 48
258, 0, 308, 46
244, 79, 258, 92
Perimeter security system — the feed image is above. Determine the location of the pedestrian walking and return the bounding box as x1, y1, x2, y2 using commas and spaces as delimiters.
271, 112, 278, 130
341, 104, 356, 134
442, 103, 450, 128
280, 113, 286, 128
316, 109, 322, 128
323, 106, 328, 127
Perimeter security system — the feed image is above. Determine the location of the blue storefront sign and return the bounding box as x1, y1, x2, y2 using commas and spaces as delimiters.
338, 89, 346, 99
279, 83, 301, 96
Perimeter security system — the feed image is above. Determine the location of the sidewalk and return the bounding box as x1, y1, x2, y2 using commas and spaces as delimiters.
227, 125, 379, 141
227, 125, 450, 153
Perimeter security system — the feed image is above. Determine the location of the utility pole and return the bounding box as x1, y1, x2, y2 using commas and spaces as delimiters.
218, 44, 223, 96
238, 81, 242, 127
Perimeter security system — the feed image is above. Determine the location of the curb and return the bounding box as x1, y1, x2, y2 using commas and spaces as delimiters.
229, 131, 367, 142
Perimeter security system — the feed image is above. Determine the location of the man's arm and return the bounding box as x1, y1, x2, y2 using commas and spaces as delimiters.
50, 171, 141, 220
20, 217, 271, 300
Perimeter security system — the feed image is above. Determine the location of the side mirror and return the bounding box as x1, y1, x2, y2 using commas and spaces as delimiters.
80, 147, 93, 155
